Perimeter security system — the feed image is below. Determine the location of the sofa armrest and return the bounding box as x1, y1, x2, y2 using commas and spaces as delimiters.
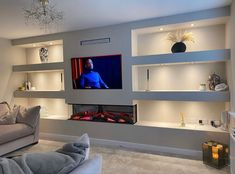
33, 115, 40, 143
69, 154, 102, 174
16, 106, 40, 129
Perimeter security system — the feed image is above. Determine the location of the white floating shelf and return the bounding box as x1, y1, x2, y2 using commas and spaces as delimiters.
132, 90, 230, 102
14, 90, 65, 99
13, 62, 64, 72
131, 49, 230, 66
136, 121, 228, 133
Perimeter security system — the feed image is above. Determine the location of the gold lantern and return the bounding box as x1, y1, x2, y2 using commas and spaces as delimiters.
202, 141, 229, 169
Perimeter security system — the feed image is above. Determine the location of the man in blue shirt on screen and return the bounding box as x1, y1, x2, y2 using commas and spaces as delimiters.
79, 59, 109, 89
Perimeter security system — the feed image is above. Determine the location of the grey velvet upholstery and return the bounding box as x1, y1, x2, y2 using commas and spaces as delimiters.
0, 124, 33, 145
0, 105, 40, 156
16, 105, 41, 129
69, 155, 102, 174
75, 133, 90, 160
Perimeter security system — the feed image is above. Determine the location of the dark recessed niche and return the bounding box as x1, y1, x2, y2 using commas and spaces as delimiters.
70, 104, 137, 124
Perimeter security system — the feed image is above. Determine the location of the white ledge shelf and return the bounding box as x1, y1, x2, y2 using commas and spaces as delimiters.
132, 90, 230, 101
135, 121, 228, 133
13, 62, 64, 72
131, 49, 230, 66
14, 90, 65, 99
40, 114, 68, 120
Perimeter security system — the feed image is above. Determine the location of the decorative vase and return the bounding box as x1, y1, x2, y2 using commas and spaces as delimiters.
39, 47, 48, 63
171, 42, 186, 53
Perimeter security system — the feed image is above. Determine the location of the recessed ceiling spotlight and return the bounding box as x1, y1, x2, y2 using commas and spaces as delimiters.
49, 42, 53, 45
190, 23, 195, 27
160, 28, 164, 31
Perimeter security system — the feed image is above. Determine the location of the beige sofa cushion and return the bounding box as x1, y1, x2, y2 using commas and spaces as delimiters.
0, 102, 10, 117
0, 123, 34, 145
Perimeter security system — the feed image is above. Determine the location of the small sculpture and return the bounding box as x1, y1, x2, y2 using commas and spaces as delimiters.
25, 81, 31, 90
39, 47, 48, 63
180, 112, 185, 127
215, 83, 228, 91
208, 73, 221, 90
167, 30, 195, 53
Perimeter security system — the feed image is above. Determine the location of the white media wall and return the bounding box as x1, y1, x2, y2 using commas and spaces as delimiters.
10, 7, 231, 154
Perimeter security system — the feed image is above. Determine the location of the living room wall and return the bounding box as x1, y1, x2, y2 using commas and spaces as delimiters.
10, 7, 231, 156
0, 38, 26, 105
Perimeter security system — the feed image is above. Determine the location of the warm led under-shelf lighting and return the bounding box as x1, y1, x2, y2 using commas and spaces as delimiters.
190, 23, 195, 27
160, 28, 164, 31
49, 42, 53, 45
32, 44, 36, 47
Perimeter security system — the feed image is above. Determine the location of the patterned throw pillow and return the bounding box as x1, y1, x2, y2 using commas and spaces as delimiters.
15, 105, 41, 129
0, 106, 19, 125
0, 102, 11, 117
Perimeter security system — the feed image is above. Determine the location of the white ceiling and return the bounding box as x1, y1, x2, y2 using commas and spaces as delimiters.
0, 0, 232, 39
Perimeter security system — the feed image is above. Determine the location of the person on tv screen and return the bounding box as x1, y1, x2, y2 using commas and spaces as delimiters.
79, 59, 109, 89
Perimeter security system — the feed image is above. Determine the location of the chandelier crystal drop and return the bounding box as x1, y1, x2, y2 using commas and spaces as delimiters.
24, 0, 63, 29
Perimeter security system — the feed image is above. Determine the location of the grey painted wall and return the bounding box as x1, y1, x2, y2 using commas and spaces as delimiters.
0, 38, 26, 105
63, 25, 133, 105
40, 119, 229, 151
11, 6, 231, 152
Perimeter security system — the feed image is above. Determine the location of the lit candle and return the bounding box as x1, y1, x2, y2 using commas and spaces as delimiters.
212, 153, 219, 159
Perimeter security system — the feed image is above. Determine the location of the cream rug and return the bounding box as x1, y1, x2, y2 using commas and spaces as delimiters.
5, 140, 230, 174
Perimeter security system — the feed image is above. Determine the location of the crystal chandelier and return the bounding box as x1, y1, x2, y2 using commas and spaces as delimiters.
24, 0, 63, 29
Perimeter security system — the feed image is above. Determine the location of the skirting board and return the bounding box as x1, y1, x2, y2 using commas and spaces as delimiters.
39, 132, 202, 159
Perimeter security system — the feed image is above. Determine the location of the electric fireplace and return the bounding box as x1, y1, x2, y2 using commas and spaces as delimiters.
70, 104, 137, 124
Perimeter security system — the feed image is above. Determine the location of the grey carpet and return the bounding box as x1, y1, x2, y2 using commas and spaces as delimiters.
5, 140, 230, 174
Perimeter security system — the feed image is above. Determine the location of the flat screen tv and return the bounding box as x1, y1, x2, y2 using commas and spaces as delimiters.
71, 54, 122, 89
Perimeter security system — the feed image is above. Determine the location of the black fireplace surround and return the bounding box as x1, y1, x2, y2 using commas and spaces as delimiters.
70, 104, 137, 124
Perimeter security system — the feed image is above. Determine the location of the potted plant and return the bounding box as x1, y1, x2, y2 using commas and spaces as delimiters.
167, 30, 195, 53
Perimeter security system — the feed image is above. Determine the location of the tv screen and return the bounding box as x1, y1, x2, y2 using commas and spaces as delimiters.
71, 54, 122, 89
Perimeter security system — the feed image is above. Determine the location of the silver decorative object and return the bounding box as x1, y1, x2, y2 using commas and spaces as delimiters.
208, 73, 221, 90
24, 0, 63, 30
39, 47, 49, 63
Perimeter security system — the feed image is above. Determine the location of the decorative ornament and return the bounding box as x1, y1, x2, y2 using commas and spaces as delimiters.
208, 73, 221, 90
215, 83, 228, 91
167, 30, 195, 53
24, 0, 63, 30
39, 47, 49, 63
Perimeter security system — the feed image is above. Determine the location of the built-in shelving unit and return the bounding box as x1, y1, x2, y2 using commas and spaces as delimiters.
14, 90, 65, 99
12, 39, 70, 120
13, 62, 64, 72
131, 16, 231, 132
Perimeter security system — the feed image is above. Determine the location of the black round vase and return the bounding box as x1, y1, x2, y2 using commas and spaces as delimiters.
171, 42, 186, 53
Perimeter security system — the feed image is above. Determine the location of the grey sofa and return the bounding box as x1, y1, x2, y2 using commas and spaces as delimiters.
69, 154, 102, 174
0, 105, 40, 156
